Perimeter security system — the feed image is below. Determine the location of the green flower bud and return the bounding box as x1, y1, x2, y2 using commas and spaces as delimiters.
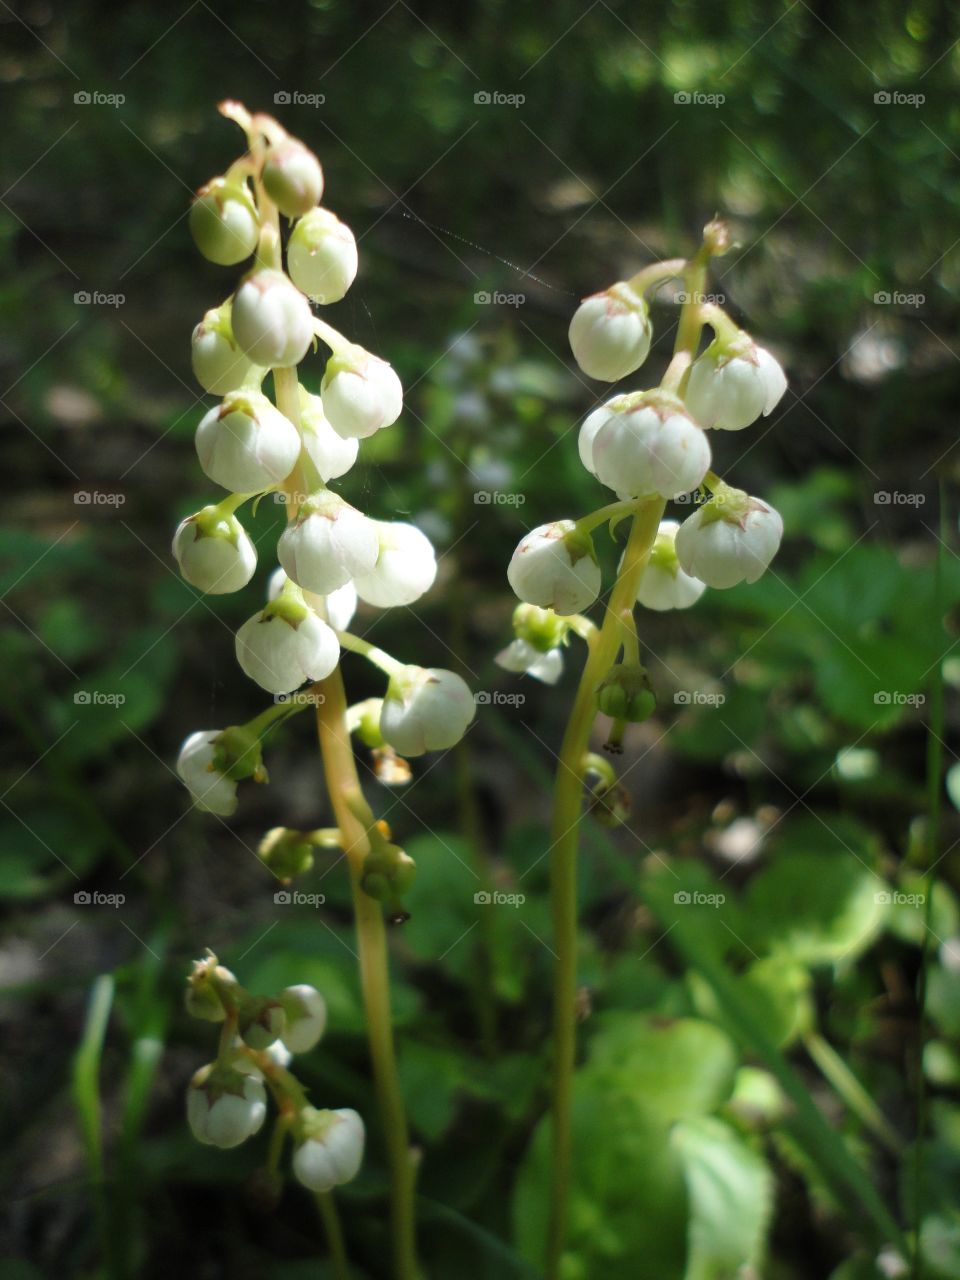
596, 664, 656, 723
190, 177, 260, 266
512, 603, 569, 655
211, 725, 265, 782
258, 827, 316, 882
185, 951, 239, 1022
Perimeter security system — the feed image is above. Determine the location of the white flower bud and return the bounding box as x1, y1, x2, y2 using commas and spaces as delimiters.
268, 569, 358, 631
195, 390, 301, 493
191, 305, 255, 395
321, 351, 403, 440
592, 396, 711, 499
507, 520, 601, 616
634, 519, 706, 611
353, 521, 437, 608
279, 984, 327, 1053
173, 506, 257, 595
288, 208, 358, 304
495, 638, 564, 685
568, 282, 652, 381
299, 388, 358, 482
277, 491, 379, 595
293, 1108, 365, 1192
675, 491, 783, 588
176, 730, 239, 816
380, 666, 476, 757
189, 178, 259, 266
236, 595, 340, 695
685, 339, 787, 431
231, 270, 313, 369
187, 1064, 267, 1149
262, 142, 324, 218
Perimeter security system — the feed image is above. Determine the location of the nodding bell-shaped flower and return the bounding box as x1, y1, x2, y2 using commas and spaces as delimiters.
634, 519, 706, 611
189, 177, 260, 266
568, 282, 652, 382
231, 269, 314, 369
675, 486, 783, 588
268, 566, 358, 632
495, 602, 570, 685
321, 350, 403, 440
684, 335, 787, 431
262, 141, 324, 218
176, 727, 264, 816
279, 984, 328, 1053
277, 490, 379, 595
173, 505, 257, 595
186, 1063, 267, 1149
496, 638, 564, 685
591, 392, 711, 500
379, 666, 476, 757
191, 303, 255, 395
195, 390, 301, 493
288, 208, 359, 304
507, 520, 601, 617
292, 1107, 365, 1192
235, 584, 340, 695
353, 521, 437, 608
298, 387, 359, 482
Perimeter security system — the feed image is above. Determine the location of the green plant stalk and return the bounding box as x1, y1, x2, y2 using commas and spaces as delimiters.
803, 1031, 903, 1155
544, 247, 712, 1277
315, 671, 419, 1280
316, 1192, 353, 1280
73, 974, 117, 1279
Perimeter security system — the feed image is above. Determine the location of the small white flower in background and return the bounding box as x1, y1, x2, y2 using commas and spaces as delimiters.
195, 390, 301, 494
496, 639, 564, 685
507, 520, 601, 616
235, 594, 340, 695
591, 396, 711, 500
231, 269, 314, 368
191, 304, 255, 395
298, 387, 359, 482
634, 519, 706, 611
278, 490, 379, 595
568, 282, 653, 382
189, 177, 260, 266
176, 731, 240, 816
269, 567, 358, 632
280, 984, 328, 1053
380, 666, 476, 756
186, 1064, 267, 1149
173, 507, 257, 595
685, 337, 787, 431
353, 521, 437, 608
293, 1107, 365, 1192
262, 142, 324, 218
288, 208, 359, 304
321, 350, 403, 440
675, 490, 783, 588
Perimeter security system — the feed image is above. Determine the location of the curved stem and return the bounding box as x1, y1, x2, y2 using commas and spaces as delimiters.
315, 673, 419, 1280
574, 497, 642, 537
336, 630, 405, 679
626, 257, 689, 295
316, 1192, 353, 1280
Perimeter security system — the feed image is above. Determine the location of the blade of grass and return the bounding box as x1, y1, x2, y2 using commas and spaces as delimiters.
72, 973, 117, 1279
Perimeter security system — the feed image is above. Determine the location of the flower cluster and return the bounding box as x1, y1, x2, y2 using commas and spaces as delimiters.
174, 102, 474, 817
499, 232, 786, 697
184, 952, 364, 1193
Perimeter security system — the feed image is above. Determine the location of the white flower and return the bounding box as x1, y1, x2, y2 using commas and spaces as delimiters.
293, 1108, 365, 1192
278, 491, 379, 595
191, 307, 254, 395
235, 600, 340, 695
195, 390, 301, 493
675, 492, 783, 588
280, 984, 328, 1053
380, 666, 476, 756
268, 569, 358, 631
568, 283, 652, 381
262, 142, 324, 218
189, 178, 259, 266
353, 521, 437, 608
592, 397, 711, 499
634, 519, 706, 611
685, 340, 787, 431
288, 208, 359, 304
299, 388, 359, 482
507, 520, 601, 616
176, 730, 238, 816
495, 638, 564, 685
231, 269, 313, 369
321, 351, 403, 440
186, 1065, 267, 1149
173, 507, 257, 595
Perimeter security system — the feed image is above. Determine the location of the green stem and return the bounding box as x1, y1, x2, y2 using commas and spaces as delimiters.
316, 1192, 353, 1280
626, 257, 689, 295
574, 497, 642, 537
803, 1032, 904, 1155
336, 630, 405, 679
